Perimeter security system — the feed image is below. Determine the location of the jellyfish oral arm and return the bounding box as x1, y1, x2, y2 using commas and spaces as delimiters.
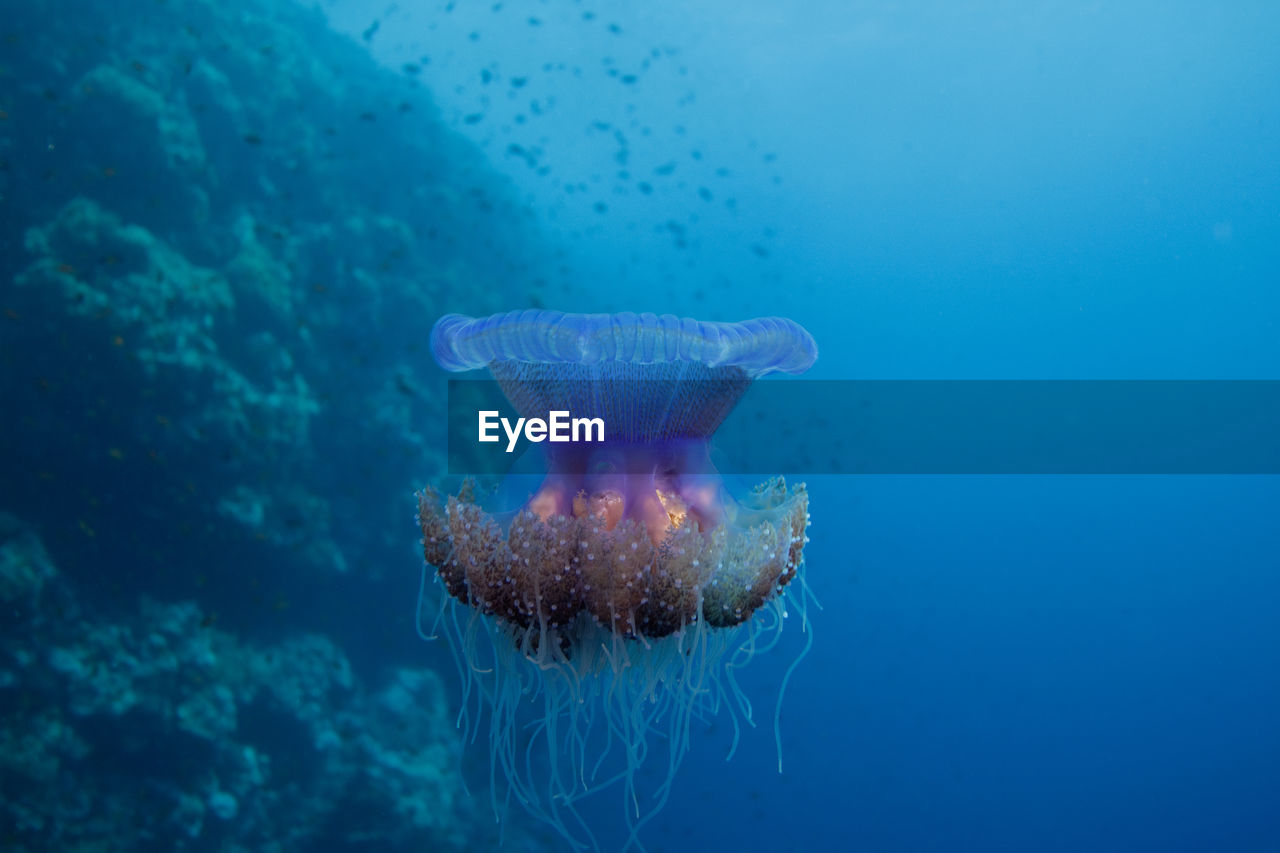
523, 438, 726, 540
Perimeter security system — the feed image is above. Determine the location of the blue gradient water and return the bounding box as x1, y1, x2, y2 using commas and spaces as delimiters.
316, 3, 1280, 850
6, 0, 1278, 850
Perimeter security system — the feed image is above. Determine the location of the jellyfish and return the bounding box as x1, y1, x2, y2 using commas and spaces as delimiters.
416, 310, 816, 851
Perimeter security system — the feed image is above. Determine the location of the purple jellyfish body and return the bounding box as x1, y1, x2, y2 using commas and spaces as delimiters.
416, 310, 817, 851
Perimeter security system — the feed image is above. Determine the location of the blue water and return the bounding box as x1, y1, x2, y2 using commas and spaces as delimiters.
335, 5, 1280, 848
3, 1, 1279, 851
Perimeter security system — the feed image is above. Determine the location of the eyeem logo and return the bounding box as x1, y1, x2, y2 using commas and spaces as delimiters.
479, 410, 606, 453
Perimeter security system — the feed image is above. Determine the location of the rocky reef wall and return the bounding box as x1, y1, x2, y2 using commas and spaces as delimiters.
0, 0, 549, 848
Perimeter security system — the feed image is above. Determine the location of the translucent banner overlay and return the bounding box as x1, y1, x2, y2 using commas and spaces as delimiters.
446, 380, 1280, 475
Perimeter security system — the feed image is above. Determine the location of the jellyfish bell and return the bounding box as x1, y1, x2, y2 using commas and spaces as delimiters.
416, 310, 817, 850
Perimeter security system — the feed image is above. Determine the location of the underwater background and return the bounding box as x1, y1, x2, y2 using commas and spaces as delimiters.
2, 1, 1278, 851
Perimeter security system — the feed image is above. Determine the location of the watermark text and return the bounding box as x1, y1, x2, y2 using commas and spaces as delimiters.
478, 410, 605, 453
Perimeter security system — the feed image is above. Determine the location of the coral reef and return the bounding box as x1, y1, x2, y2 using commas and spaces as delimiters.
0, 512, 491, 850
0, 0, 558, 847
0, 0, 541, 591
